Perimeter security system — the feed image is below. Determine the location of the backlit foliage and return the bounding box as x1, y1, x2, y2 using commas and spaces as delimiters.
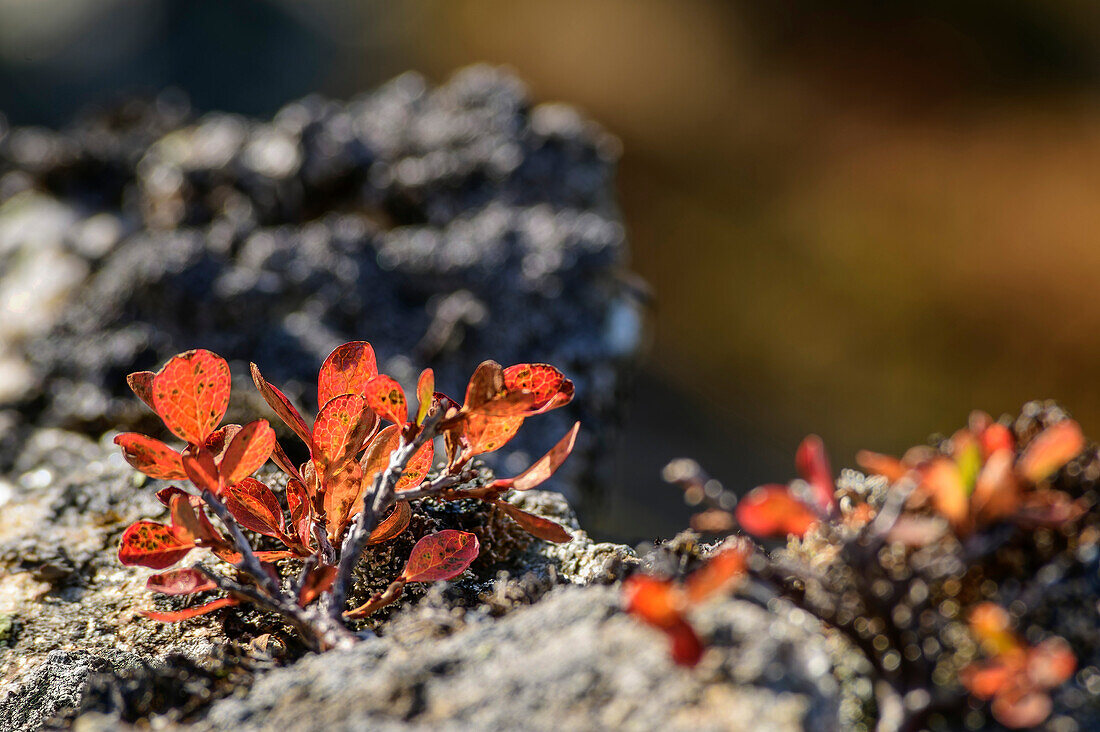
115, 342, 577, 650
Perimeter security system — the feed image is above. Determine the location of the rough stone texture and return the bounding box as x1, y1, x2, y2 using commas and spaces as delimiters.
0, 65, 643, 501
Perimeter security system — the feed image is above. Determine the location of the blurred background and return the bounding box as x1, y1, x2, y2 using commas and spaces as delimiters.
3, 0, 1100, 540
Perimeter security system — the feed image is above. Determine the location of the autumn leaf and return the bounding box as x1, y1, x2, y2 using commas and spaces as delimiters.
401, 530, 480, 583
182, 447, 220, 494
460, 413, 524, 458
684, 545, 747, 603
317, 341, 377, 407
285, 477, 312, 548
921, 457, 969, 530
126, 370, 157, 412
322, 459, 365, 537
501, 422, 580, 492
396, 440, 433, 492
114, 433, 186, 480
416, 368, 434, 426
312, 394, 375, 475
218, 419, 276, 485
297, 566, 338, 607
151, 349, 231, 445
142, 597, 239, 622
366, 501, 412, 545
1018, 420, 1085, 484
493, 500, 572, 543
223, 478, 286, 538
146, 568, 217, 596
118, 521, 195, 569
734, 484, 819, 538
250, 362, 313, 449
502, 363, 574, 414
362, 375, 408, 427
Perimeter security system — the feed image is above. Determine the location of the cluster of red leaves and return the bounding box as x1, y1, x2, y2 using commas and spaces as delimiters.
115, 342, 578, 623
622, 544, 749, 666
859, 412, 1086, 541
960, 603, 1076, 729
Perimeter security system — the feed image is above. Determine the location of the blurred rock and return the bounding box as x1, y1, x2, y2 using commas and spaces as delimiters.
0, 66, 642, 502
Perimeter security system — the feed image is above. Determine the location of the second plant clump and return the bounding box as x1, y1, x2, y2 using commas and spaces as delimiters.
114, 341, 578, 650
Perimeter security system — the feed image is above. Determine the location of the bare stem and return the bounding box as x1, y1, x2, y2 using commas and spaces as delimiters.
329, 412, 443, 619
392, 470, 479, 502
344, 578, 407, 619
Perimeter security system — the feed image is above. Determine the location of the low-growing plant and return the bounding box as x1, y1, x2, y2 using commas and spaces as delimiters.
626, 409, 1093, 731
115, 342, 578, 650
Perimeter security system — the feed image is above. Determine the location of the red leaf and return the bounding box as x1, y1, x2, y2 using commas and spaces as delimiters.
734, 484, 819, 538
972, 449, 1019, 525
362, 375, 408, 427
855, 450, 909, 483
126, 371, 157, 412
170, 493, 222, 545
250, 362, 313, 449
980, 422, 1016, 458
219, 419, 276, 485
461, 413, 524, 458
118, 521, 195, 569
322, 459, 365, 537
1018, 420, 1085, 484
623, 575, 684, 628
317, 341, 378, 407
223, 478, 286, 538
684, 545, 747, 603
156, 485, 190, 507
397, 440, 433, 492
508, 422, 580, 491
114, 433, 186, 480
503, 363, 574, 414
960, 658, 1019, 699
795, 435, 835, 511
147, 568, 217, 596
401, 530, 480, 582
416, 368, 434, 426
360, 425, 399, 484
270, 440, 303, 483
1014, 490, 1085, 528
1027, 637, 1076, 689
493, 500, 572, 543
286, 478, 312, 548
182, 447, 220, 494
151, 350, 230, 445
297, 565, 338, 607
312, 394, 375, 475
464, 360, 506, 411
991, 687, 1054, 730
922, 457, 969, 530
667, 618, 705, 667
142, 597, 239, 622
367, 501, 411, 545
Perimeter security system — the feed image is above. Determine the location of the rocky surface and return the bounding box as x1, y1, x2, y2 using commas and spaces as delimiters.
0, 65, 643, 500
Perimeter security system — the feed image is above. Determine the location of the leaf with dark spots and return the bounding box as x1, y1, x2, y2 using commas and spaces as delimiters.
317, 341, 377, 407
401, 530, 480, 583
151, 349, 230, 445
367, 502, 411, 545
114, 433, 186, 480
363, 375, 408, 427
118, 521, 195, 569
223, 478, 286, 538
219, 419, 276, 485
147, 568, 217, 596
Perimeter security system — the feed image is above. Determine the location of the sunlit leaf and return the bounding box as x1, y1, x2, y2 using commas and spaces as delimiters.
366, 501, 412, 545
360, 425, 399, 483
118, 520, 195, 569
461, 413, 524, 458
146, 568, 217, 596
322, 459, 364, 537
960, 657, 1020, 700
951, 429, 983, 495
971, 449, 1019, 525
223, 478, 286, 538
126, 371, 157, 412
312, 394, 375, 475
991, 687, 1054, 730
1018, 420, 1085, 484
508, 422, 580, 492
503, 363, 574, 414
464, 360, 505, 411
922, 457, 969, 530
203, 424, 242, 464
362, 375, 408, 427
493, 500, 572, 543
734, 484, 818, 538
684, 545, 747, 603
219, 419, 276, 485
855, 450, 909, 482
416, 368, 434, 426
885, 515, 948, 546
795, 434, 835, 511
170, 493, 219, 545
151, 349, 230, 445
270, 441, 303, 483
980, 422, 1015, 458
296, 565, 338, 607
114, 433, 186, 480
285, 478, 312, 548
317, 341, 378, 407
401, 530, 480, 583
622, 576, 702, 667
397, 440, 433, 492
182, 447, 220, 494
142, 597, 239, 622
156, 485, 190, 507
1027, 637, 1076, 689
250, 362, 313, 449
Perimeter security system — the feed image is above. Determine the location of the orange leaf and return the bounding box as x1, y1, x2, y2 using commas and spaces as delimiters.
360, 425, 399, 482
182, 447, 221, 494
922, 457, 969, 530
1027, 637, 1076, 689
270, 440, 303, 483
734, 484, 818, 538
203, 424, 242, 463
970, 603, 1020, 656
146, 568, 217, 596
508, 422, 580, 491
142, 597, 239, 622
367, 501, 412, 545
223, 477, 286, 538
397, 440, 433, 492
219, 419, 276, 485
401, 530, 480, 583
684, 546, 747, 603
493, 500, 572, 543
416, 368, 434, 426
126, 371, 157, 412
114, 433, 186, 480
991, 687, 1054, 730
960, 658, 1019, 699
461, 413, 524, 458
297, 565, 338, 607
286, 477, 312, 548
151, 350, 230, 445
503, 363, 574, 414
464, 360, 506, 411
623, 575, 684, 628
317, 341, 377, 407
312, 394, 375, 475
170, 493, 221, 545
666, 618, 705, 667
1018, 420, 1085, 484
855, 450, 909, 482
156, 485, 190, 507
362, 375, 408, 426
322, 459, 365, 537
118, 520, 195, 569
972, 449, 1019, 525
980, 422, 1016, 458
250, 362, 313, 449
795, 434, 835, 511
